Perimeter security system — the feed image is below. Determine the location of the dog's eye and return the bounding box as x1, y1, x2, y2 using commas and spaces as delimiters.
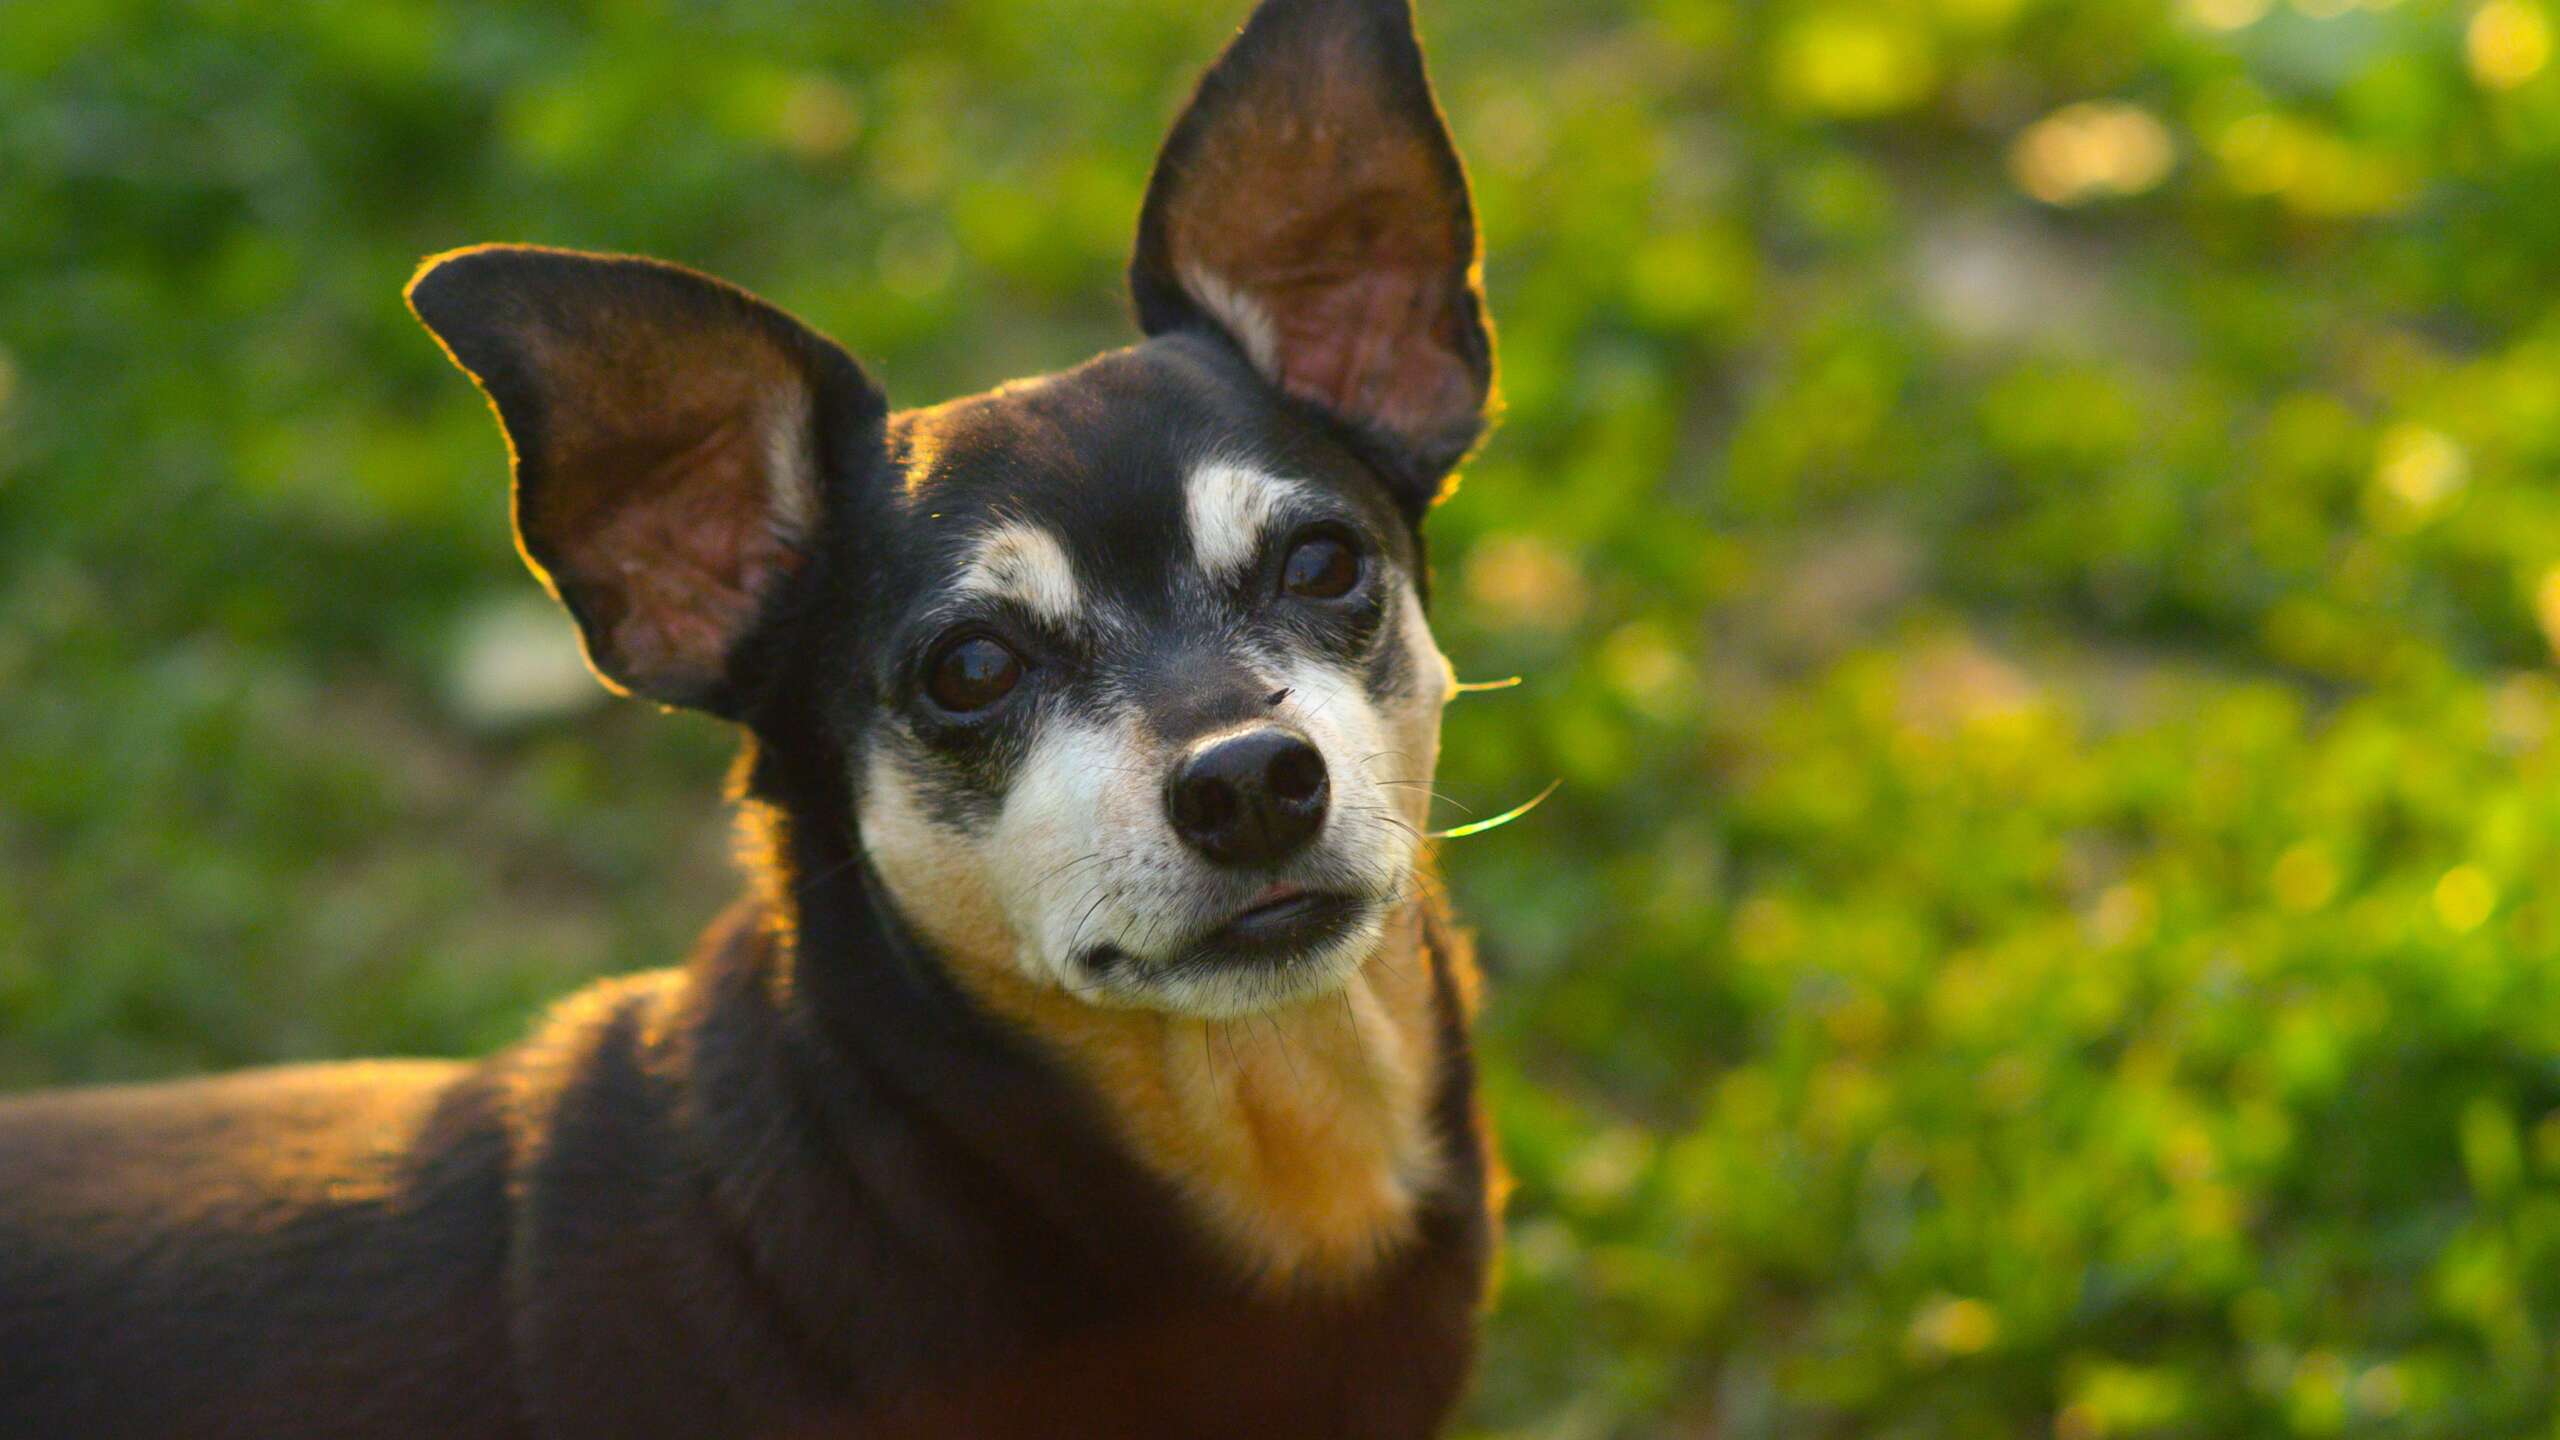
926, 636, 1024, 713
1280, 530, 1361, 600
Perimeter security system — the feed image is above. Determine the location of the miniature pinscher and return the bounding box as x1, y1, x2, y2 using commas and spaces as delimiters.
0, 1, 1501, 1434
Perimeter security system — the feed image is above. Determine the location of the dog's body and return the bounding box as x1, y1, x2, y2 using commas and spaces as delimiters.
1, 902, 1488, 1439
0, 2, 1503, 1435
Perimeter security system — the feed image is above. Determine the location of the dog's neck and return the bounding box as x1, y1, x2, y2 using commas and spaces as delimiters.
937, 895, 1448, 1290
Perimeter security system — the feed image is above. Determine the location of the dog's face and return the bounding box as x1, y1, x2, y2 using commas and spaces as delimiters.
408, 0, 1492, 1019
853, 339, 1454, 1015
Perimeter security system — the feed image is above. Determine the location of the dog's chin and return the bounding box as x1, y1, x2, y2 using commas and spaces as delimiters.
1072, 891, 1389, 1019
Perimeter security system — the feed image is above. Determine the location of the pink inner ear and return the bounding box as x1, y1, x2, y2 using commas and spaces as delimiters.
577, 444, 802, 697
530, 361, 811, 700
1261, 263, 1478, 456
1159, 31, 1485, 462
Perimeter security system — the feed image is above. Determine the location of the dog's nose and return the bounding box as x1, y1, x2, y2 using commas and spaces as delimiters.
1166, 727, 1329, 868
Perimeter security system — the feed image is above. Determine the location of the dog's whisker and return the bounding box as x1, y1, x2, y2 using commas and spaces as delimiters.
1030, 850, 1107, 891
1260, 1012, 1305, 1091
1064, 889, 1116, 959
1369, 778, 1470, 813
1428, 779, 1560, 841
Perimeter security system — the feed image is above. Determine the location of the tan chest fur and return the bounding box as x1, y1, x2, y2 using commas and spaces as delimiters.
947, 900, 1452, 1290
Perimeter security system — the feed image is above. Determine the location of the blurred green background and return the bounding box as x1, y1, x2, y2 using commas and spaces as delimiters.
9, 0, 2560, 1434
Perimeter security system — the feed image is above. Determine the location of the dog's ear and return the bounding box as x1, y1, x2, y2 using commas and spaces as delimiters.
1131, 0, 1493, 514
407, 245, 884, 716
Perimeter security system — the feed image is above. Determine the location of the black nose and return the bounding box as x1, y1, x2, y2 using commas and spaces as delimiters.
1166, 727, 1329, 868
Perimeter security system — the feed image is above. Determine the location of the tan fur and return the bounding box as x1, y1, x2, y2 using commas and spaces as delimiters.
859, 748, 1018, 972
945, 897, 1448, 1290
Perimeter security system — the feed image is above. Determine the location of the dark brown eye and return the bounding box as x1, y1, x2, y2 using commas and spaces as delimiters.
1281, 532, 1361, 600
926, 636, 1023, 713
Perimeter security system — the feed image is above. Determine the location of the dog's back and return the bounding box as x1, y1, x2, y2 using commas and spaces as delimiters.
0, 1059, 518, 1436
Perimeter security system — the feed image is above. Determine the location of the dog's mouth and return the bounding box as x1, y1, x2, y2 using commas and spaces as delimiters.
1081, 884, 1370, 981
1201, 883, 1365, 962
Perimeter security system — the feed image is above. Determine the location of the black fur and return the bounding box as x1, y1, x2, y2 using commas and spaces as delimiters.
0, 0, 1496, 1433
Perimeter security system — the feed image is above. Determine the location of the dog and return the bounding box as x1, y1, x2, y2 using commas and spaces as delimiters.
0, 0, 1499, 1434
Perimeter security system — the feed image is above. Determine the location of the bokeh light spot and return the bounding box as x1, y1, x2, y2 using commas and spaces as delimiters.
2368, 423, 2467, 530
2009, 102, 2175, 206
1907, 1295, 2001, 1358
2532, 568, 2560, 662
2186, 0, 2273, 27
2433, 865, 2497, 933
1773, 10, 1939, 117
2214, 111, 2413, 215
2272, 844, 2341, 912
776, 75, 863, 162
1464, 533, 1589, 634
2470, 0, 2552, 89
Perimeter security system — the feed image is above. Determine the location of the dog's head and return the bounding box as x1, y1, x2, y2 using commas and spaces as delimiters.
409, 0, 1492, 1019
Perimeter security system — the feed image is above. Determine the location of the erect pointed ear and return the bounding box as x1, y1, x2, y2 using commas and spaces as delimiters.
1131, 0, 1494, 515
407, 245, 885, 716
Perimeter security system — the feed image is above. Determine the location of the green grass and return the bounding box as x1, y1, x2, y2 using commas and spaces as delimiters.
10, 1, 2560, 1434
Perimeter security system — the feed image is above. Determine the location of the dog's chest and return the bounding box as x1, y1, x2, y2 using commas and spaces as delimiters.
816, 1233, 1488, 1440
949, 910, 1453, 1287
506, 914, 1491, 1440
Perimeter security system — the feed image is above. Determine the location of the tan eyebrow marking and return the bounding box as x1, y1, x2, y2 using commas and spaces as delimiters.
954, 520, 1082, 625
1184, 460, 1312, 581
